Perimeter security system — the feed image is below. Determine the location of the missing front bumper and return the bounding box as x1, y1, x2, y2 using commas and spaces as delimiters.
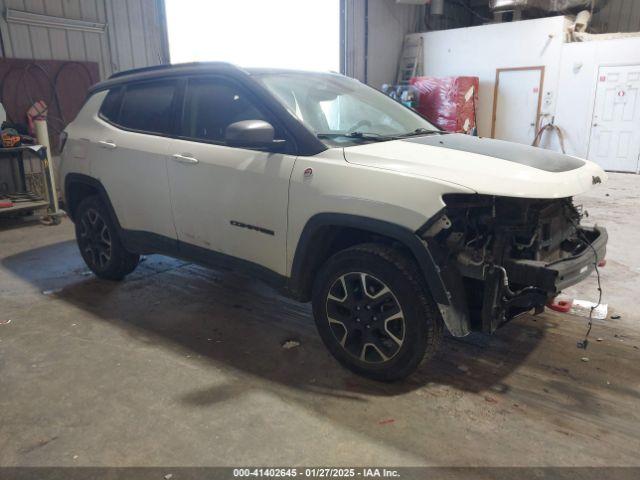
478, 226, 607, 332
504, 226, 607, 294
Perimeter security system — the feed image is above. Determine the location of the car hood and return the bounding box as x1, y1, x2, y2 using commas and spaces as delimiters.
342, 134, 606, 199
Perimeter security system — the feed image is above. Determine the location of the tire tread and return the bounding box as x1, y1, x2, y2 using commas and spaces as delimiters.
75, 195, 139, 281
312, 242, 443, 381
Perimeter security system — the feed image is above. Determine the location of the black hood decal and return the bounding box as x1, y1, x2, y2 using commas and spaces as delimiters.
403, 134, 585, 173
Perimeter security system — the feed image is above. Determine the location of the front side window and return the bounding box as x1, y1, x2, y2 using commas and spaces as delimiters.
181, 77, 269, 143
118, 80, 177, 134
254, 72, 439, 146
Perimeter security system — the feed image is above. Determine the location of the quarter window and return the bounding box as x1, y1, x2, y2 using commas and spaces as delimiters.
99, 87, 123, 123
181, 77, 270, 143
118, 80, 177, 134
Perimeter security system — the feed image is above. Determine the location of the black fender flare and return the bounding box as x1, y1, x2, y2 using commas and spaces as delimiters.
64, 173, 120, 225
288, 213, 451, 306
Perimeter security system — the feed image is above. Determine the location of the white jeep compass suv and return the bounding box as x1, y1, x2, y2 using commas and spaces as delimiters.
60, 63, 607, 381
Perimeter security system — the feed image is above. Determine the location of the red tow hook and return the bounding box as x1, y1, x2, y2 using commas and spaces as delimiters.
597, 259, 607, 267
547, 297, 573, 313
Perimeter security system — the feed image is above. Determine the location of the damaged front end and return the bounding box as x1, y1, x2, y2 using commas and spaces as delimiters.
420, 194, 607, 336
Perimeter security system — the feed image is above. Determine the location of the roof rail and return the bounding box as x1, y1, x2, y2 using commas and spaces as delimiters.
108, 61, 238, 80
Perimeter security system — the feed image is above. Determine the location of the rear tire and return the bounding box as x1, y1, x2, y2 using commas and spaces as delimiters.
74, 195, 139, 281
312, 243, 443, 382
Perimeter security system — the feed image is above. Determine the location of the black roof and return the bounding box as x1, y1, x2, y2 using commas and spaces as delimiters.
89, 62, 245, 93
107, 61, 238, 79
89, 62, 342, 94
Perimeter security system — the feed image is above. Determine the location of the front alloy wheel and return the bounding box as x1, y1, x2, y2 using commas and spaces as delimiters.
312, 244, 443, 382
326, 272, 405, 363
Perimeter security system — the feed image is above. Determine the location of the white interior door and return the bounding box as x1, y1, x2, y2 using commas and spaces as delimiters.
588, 65, 640, 173
492, 68, 543, 145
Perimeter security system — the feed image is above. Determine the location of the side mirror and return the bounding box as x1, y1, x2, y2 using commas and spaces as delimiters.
225, 120, 284, 151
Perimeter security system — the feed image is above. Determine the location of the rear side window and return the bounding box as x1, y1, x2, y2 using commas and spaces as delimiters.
181, 77, 269, 143
99, 87, 123, 123
118, 80, 177, 134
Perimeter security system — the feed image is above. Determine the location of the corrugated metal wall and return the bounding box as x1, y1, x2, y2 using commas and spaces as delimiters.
343, 0, 421, 86
367, 0, 421, 88
591, 0, 640, 33
0, 0, 169, 79
343, 0, 367, 82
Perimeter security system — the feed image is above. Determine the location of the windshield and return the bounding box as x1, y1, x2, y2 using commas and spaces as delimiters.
253, 72, 439, 146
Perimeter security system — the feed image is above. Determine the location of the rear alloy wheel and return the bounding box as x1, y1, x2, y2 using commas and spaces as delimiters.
312, 243, 443, 381
74, 195, 140, 281
78, 207, 113, 270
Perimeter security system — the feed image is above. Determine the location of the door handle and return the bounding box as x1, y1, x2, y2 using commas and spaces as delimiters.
172, 153, 199, 165
98, 140, 117, 149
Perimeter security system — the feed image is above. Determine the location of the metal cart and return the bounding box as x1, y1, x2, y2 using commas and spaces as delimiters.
0, 144, 63, 224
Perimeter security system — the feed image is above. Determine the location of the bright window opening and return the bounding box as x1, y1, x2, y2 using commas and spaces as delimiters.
166, 0, 341, 72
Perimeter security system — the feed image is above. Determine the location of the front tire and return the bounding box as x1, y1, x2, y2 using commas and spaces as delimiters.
312, 244, 443, 382
74, 195, 140, 281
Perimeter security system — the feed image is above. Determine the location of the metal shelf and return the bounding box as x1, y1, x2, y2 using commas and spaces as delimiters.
0, 144, 63, 223
0, 199, 49, 215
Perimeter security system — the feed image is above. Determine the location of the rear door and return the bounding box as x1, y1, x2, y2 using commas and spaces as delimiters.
91, 80, 178, 240
166, 75, 296, 275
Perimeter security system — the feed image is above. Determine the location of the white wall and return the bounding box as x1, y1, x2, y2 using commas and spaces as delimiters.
418, 15, 640, 165
554, 38, 640, 158
419, 16, 569, 138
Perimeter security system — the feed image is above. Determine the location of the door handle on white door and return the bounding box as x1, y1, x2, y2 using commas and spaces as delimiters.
98, 140, 117, 149
172, 153, 199, 165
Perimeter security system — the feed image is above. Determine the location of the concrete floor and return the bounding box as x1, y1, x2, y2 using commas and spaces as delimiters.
1, 173, 639, 467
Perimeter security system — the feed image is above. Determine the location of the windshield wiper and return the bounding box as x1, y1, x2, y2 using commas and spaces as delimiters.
317, 128, 447, 142
318, 131, 385, 139
317, 131, 395, 142
398, 128, 447, 137
317, 131, 396, 142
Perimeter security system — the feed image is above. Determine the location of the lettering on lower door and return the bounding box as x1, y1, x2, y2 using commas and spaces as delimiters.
229, 220, 275, 236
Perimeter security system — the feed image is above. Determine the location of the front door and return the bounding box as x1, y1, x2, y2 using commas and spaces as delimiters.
167, 76, 296, 275
492, 67, 544, 145
588, 65, 640, 173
